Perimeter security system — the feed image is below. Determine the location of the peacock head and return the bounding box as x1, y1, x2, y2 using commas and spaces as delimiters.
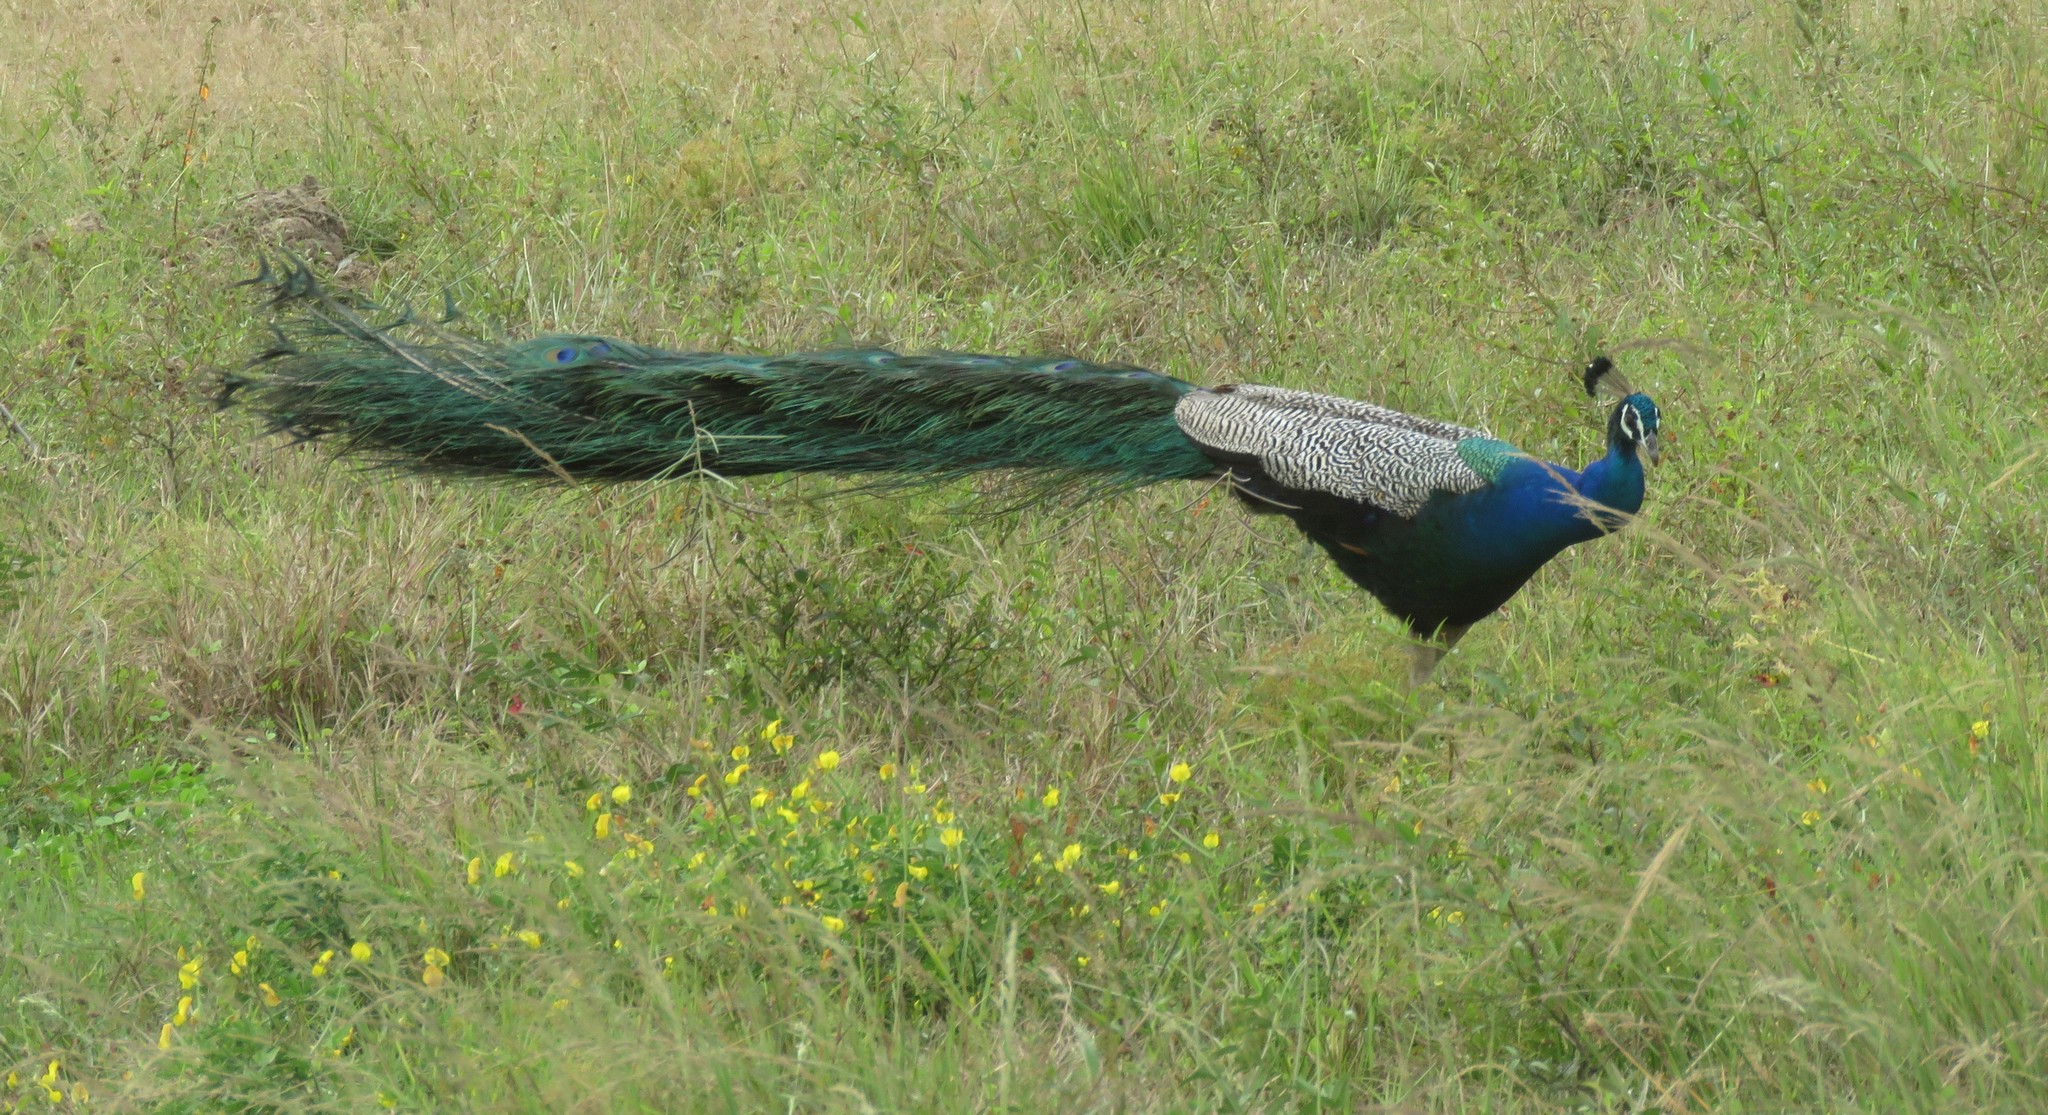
1583, 356, 1660, 466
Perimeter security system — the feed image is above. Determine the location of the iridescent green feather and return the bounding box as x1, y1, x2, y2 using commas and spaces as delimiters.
1454, 437, 1524, 484
222, 265, 1216, 496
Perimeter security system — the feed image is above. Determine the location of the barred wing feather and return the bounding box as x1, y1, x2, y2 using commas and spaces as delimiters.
1173, 386, 1489, 518
1211, 384, 1490, 443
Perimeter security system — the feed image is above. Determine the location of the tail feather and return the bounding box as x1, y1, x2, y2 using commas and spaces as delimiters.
224, 265, 1217, 493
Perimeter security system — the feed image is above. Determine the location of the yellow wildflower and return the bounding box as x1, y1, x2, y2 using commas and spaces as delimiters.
131, 871, 146, 901
595, 813, 613, 839
585, 792, 603, 811
158, 1023, 174, 1050
172, 996, 192, 1026
495, 852, 516, 877
1169, 762, 1192, 783
612, 783, 632, 805
1382, 774, 1401, 794
730, 744, 751, 761
908, 864, 929, 880
39, 1062, 57, 1086
466, 857, 483, 885
790, 779, 810, 801
933, 806, 955, 824
816, 750, 841, 771
907, 781, 928, 795
230, 949, 249, 976
311, 950, 334, 977
941, 828, 963, 848
1972, 719, 1991, 739
723, 764, 749, 786
1202, 832, 1220, 849
878, 762, 896, 781
1076, 955, 1090, 968
1806, 777, 1829, 795
686, 773, 709, 798
772, 731, 795, 753
423, 947, 451, 967
1148, 904, 1164, 917
759, 719, 781, 741
894, 882, 910, 908
687, 851, 708, 869
422, 964, 445, 988
1057, 843, 1083, 871
565, 860, 584, 878
821, 915, 846, 933
350, 941, 372, 962
1800, 810, 1823, 827
1098, 880, 1121, 896
1446, 910, 1466, 926
515, 930, 542, 949
777, 806, 800, 824
259, 983, 281, 1006
750, 789, 772, 809
178, 958, 201, 989
1158, 792, 1180, 806
1042, 787, 1060, 807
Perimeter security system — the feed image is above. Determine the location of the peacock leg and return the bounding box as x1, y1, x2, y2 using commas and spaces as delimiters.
1405, 623, 1472, 688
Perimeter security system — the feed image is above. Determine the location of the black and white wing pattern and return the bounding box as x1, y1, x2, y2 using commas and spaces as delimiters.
1173, 384, 1491, 517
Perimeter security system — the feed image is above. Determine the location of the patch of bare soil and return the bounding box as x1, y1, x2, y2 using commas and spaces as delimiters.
210, 175, 377, 282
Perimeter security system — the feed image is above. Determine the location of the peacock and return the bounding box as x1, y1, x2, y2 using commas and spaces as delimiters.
223, 265, 1661, 686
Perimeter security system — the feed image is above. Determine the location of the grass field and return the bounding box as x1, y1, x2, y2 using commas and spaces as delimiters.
3, 0, 2046, 1110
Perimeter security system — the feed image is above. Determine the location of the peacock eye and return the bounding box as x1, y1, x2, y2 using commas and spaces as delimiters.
1051, 361, 1079, 372
554, 347, 578, 363
588, 342, 610, 357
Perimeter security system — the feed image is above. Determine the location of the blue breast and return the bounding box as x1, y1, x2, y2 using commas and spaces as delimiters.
1336, 449, 1644, 632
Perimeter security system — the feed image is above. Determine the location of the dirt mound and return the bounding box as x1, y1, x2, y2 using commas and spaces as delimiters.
217, 175, 350, 261
209, 175, 379, 282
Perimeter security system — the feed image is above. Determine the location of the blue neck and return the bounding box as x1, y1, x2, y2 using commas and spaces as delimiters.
1571, 441, 1646, 534
1431, 440, 1644, 569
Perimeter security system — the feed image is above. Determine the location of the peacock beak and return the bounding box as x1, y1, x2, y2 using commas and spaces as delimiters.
1641, 430, 1661, 466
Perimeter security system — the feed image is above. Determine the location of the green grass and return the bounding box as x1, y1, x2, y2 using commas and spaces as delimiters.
3, 0, 2046, 1110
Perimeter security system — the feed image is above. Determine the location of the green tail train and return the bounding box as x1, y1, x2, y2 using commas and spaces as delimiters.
222, 264, 1216, 494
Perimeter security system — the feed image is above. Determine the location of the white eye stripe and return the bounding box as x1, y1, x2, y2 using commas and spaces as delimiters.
1620, 408, 1644, 440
